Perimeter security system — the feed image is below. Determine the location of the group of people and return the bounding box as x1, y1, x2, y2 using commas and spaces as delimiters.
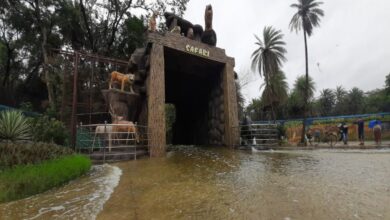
344, 118, 382, 145
307, 118, 383, 146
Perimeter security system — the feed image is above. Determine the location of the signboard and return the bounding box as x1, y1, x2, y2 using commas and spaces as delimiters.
185, 44, 210, 57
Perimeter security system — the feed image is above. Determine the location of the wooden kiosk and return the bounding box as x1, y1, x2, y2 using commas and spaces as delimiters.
143, 32, 239, 157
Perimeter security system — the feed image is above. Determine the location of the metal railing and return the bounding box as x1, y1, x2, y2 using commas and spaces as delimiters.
76, 122, 148, 161
234, 123, 279, 149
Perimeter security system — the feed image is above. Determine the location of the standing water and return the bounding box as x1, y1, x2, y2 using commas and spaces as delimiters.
0, 164, 121, 219
1, 147, 390, 219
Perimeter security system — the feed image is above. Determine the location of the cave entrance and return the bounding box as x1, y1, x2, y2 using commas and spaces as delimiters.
164, 47, 224, 145
145, 33, 239, 157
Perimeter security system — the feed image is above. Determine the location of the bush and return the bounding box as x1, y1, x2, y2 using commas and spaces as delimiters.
0, 142, 74, 169
30, 115, 70, 146
0, 155, 91, 202
277, 124, 286, 139
0, 110, 31, 142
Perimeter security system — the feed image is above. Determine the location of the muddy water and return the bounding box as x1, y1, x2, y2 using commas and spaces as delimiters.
1, 147, 390, 220
0, 164, 121, 219
98, 147, 390, 220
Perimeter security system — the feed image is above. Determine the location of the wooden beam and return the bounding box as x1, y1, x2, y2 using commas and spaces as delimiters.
147, 43, 166, 157
147, 32, 235, 65
223, 62, 240, 147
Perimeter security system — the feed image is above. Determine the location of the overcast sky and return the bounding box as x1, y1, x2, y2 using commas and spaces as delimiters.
183, 0, 390, 105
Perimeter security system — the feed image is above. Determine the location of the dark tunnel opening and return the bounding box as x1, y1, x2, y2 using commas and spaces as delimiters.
164, 47, 225, 145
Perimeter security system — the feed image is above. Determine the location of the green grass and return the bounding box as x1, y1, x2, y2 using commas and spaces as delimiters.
0, 155, 91, 203
0, 142, 74, 169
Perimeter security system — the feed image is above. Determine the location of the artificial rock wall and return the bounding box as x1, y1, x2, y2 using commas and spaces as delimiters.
208, 74, 225, 146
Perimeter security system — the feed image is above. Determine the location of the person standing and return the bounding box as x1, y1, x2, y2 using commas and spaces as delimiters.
356, 118, 365, 146
373, 120, 382, 145
342, 123, 349, 145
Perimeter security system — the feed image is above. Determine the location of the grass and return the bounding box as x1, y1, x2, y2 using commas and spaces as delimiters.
0, 142, 74, 169
0, 155, 91, 203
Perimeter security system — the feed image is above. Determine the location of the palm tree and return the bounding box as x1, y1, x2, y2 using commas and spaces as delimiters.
294, 75, 316, 105
289, 0, 324, 144
261, 70, 289, 119
318, 89, 335, 116
334, 86, 347, 115
251, 26, 287, 120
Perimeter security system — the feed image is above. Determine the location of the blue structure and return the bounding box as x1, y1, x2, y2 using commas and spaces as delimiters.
0, 104, 41, 117
252, 112, 390, 126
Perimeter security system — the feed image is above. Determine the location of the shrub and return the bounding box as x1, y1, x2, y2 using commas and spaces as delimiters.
0, 142, 74, 169
0, 110, 31, 142
277, 124, 286, 139
30, 116, 70, 146
0, 155, 91, 202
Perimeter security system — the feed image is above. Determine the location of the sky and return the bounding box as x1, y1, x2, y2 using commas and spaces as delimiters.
183, 0, 390, 105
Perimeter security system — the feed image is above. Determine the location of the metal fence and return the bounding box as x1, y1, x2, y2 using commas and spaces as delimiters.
234, 123, 279, 150
76, 122, 148, 160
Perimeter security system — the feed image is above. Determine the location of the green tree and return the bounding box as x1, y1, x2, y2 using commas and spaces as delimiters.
251, 26, 287, 120
386, 72, 390, 94
346, 87, 364, 114
318, 89, 335, 116
287, 75, 315, 118
235, 81, 245, 120
334, 85, 348, 115
364, 89, 390, 113
245, 98, 263, 121
290, 0, 324, 143
261, 70, 289, 119
0, 0, 190, 114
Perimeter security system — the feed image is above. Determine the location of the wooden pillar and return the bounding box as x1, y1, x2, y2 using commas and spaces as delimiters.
147, 44, 166, 157
223, 61, 239, 147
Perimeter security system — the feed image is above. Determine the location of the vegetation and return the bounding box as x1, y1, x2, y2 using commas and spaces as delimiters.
0, 142, 73, 169
246, 74, 390, 121
0, 110, 89, 203
0, 111, 31, 142
30, 115, 70, 146
0, 155, 91, 202
290, 0, 324, 143
0, 0, 189, 118
251, 26, 287, 120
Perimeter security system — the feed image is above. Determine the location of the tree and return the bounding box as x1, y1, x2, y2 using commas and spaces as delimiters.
386, 72, 390, 94
251, 26, 287, 120
290, 0, 324, 144
293, 74, 315, 107
346, 87, 364, 114
261, 70, 289, 118
334, 85, 348, 115
318, 89, 335, 116
0, 0, 190, 114
235, 81, 245, 120
245, 98, 263, 121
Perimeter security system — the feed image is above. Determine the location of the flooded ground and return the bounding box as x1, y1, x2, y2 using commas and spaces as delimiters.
0, 164, 121, 219
1, 147, 390, 219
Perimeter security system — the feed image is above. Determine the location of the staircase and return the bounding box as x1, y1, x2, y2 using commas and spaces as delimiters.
238, 123, 279, 150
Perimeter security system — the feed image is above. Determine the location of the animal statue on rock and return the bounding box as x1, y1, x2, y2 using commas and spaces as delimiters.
109, 71, 135, 93
110, 105, 140, 144
201, 4, 217, 46
163, 12, 204, 41
163, 5, 217, 46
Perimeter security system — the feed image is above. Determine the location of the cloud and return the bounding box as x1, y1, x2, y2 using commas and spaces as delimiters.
183, 0, 390, 105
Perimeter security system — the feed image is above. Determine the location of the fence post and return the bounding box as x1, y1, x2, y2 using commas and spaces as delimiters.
103, 121, 107, 163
